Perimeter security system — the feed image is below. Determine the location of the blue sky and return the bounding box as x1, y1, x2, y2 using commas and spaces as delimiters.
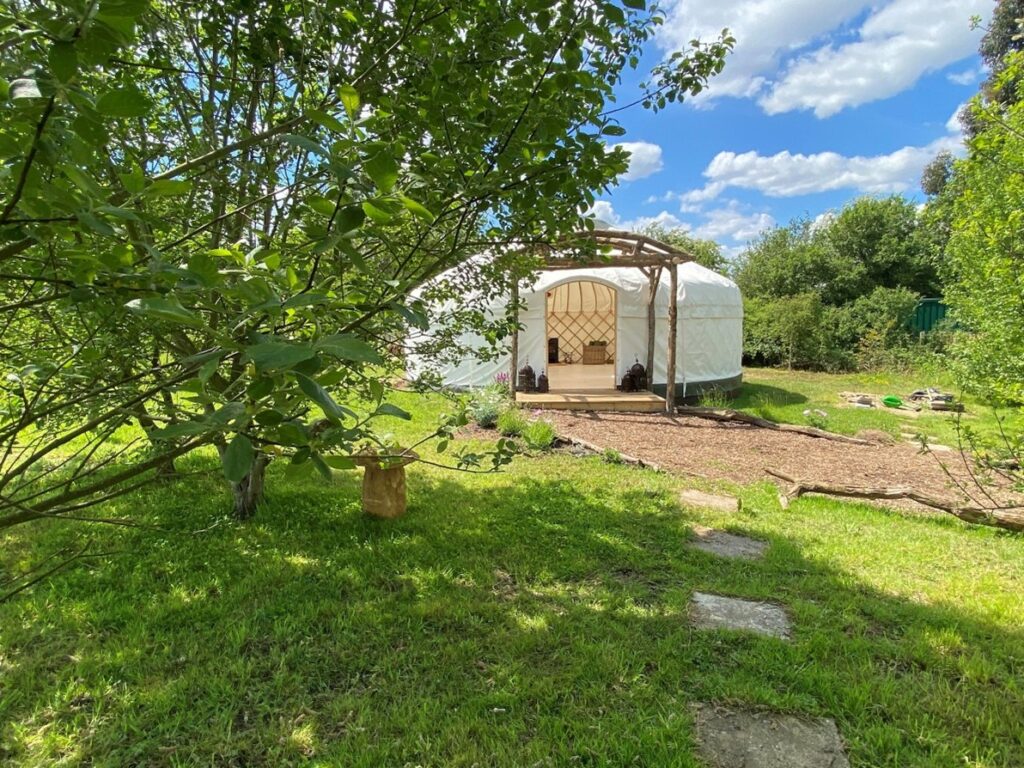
596, 0, 988, 257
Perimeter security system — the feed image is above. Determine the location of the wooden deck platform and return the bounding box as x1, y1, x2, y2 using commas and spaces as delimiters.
516, 389, 666, 413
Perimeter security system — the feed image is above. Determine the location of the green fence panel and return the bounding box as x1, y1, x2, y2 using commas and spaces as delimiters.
911, 298, 947, 333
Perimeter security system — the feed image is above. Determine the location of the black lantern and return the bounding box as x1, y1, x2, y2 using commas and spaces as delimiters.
536, 370, 549, 393
620, 368, 636, 392
517, 362, 536, 392
629, 359, 648, 391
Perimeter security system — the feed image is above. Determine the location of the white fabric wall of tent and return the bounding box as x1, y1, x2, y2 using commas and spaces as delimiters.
410, 260, 743, 399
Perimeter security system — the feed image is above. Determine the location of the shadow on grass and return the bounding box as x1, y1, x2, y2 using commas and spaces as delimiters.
732, 381, 809, 409
0, 459, 1021, 766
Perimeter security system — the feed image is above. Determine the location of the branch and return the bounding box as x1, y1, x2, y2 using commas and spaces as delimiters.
766, 469, 1024, 533
677, 406, 871, 445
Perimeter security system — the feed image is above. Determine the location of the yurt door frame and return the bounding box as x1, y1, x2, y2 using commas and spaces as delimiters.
543, 279, 618, 391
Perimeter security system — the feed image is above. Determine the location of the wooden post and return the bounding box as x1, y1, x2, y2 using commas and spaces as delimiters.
665, 262, 678, 413
645, 266, 661, 391
509, 278, 519, 388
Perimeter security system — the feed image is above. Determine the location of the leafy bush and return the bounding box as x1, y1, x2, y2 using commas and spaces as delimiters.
523, 420, 557, 451
468, 386, 509, 429
497, 408, 529, 437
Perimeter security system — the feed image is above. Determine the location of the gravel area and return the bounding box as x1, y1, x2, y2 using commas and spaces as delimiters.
538, 410, 1021, 510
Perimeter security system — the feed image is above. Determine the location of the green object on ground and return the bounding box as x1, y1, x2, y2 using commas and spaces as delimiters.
882, 395, 903, 408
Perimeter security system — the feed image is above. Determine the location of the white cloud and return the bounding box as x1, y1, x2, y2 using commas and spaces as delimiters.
658, 0, 870, 102
589, 201, 619, 227
610, 141, 664, 181
947, 66, 982, 86
588, 201, 683, 231
667, 103, 965, 201
760, 0, 988, 117
590, 199, 772, 251
657, 0, 986, 116
686, 202, 776, 243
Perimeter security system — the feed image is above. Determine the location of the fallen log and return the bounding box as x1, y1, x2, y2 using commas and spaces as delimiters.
766, 469, 1024, 533
677, 407, 870, 445
554, 435, 666, 473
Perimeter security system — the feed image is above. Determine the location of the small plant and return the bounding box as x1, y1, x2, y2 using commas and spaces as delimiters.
802, 408, 830, 430
523, 420, 556, 451
497, 408, 529, 437
602, 447, 623, 464
492, 372, 511, 395
470, 401, 500, 429
698, 386, 729, 409
468, 386, 508, 429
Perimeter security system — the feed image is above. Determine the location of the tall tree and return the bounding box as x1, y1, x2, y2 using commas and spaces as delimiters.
0, 0, 733, 525
944, 55, 1024, 405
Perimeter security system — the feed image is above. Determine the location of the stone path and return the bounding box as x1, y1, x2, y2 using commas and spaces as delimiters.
690, 592, 792, 639
679, 489, 742, 513
688, 526, 767, 560
691, 704, 850, 768
682, 511, 849, 764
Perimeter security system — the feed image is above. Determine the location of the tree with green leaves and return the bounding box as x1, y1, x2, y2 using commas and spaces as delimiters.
636, 223, 728, 273
944, 55, 1024, 406
0, 0, 733, 525
734, 196, 935, 369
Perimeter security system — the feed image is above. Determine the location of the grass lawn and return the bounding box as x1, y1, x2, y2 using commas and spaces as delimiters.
1, 387, 1022, 766
733, 367, 1024, 448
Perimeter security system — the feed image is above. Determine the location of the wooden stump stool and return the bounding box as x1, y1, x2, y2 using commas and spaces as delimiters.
352, 447, 418, 519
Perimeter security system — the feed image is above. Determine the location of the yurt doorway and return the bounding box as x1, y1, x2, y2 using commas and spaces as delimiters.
545, 280, 617, 391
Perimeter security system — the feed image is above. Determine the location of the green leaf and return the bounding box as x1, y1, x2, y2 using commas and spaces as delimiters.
322, 455, 356, 470
309, 108, 347, 133
316, 334, 382, 363
399, 194, 435, 223
338, 84, 360, 120
364, 151, 399, 192
310, 453, 333, 480
622, 0, 645, 7
145, 179, 192, 197
375, 403, 411, 420
281, 133, 329, 157
96, 86, 151, 117
244, 341, 316, 371
306, 195, 337, 217
49, 41, 78, 83
335, 205, 366, 234
296, 373, 353, 424
602, 124, 627, 136
221, 434, 255, 483
125, 297, 202, 327
361, 200, 393, 224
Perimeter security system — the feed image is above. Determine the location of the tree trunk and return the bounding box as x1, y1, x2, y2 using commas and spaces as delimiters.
766, 469, 1024, 533
231, 453, 268, 520
665, 263, 678, 413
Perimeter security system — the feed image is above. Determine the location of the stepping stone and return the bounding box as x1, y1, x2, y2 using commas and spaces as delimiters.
690, 592, 791, 639
691, 703, 850, 768
679, 489, 741, 513
688, 526, 767, 560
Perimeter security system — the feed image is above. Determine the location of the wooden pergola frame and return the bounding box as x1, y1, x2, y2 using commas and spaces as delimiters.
511, 230, 693, 413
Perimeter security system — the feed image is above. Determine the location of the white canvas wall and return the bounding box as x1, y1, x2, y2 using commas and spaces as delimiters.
408, 261, 743, 391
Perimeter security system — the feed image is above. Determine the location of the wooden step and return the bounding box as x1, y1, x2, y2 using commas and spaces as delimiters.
515, 390, 666, 413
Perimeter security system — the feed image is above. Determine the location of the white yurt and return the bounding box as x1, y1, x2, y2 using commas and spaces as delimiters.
409, 231, 743, 401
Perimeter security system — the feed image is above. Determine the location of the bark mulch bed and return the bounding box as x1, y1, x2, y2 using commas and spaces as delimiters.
535, 410, 1021, 512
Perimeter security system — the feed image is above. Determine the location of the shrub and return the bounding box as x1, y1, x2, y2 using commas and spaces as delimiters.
469, 401, 500, 429
468, 385, 509, 429
497, 408, 529, 437
523, 420, 556, 451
